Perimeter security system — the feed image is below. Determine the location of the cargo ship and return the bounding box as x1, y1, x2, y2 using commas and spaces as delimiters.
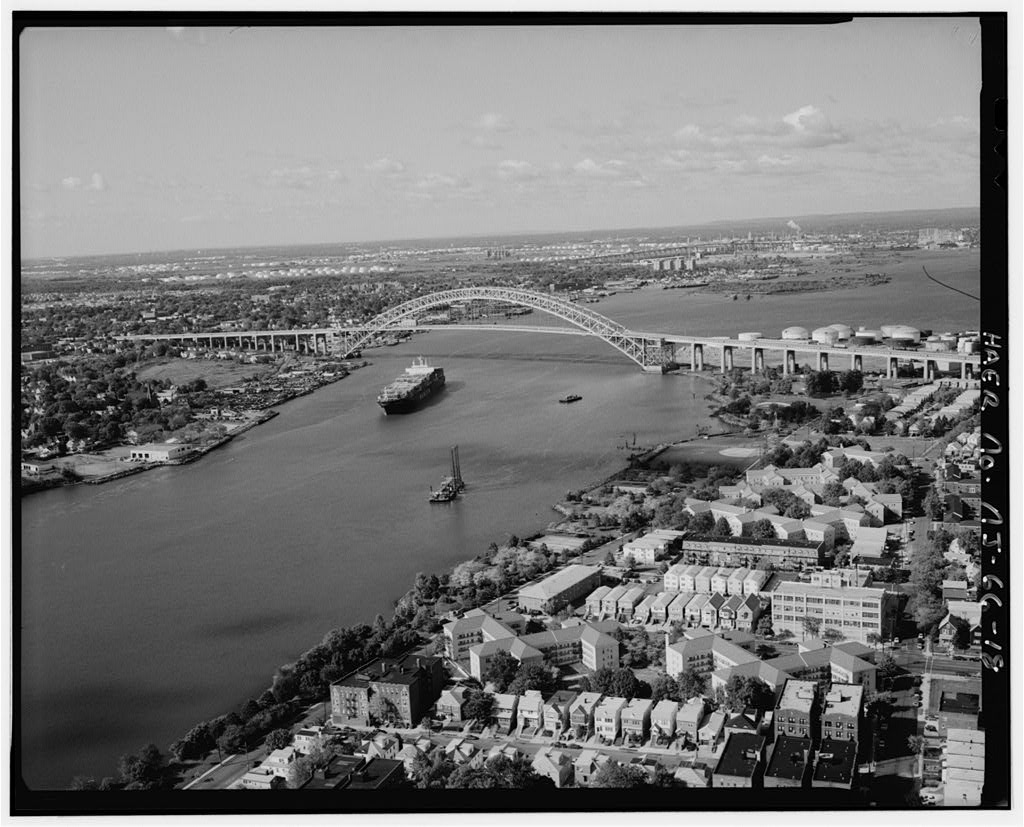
377, 357, 445, 414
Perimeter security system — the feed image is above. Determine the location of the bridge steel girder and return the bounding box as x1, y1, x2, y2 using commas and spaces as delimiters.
337, 287, 671, 370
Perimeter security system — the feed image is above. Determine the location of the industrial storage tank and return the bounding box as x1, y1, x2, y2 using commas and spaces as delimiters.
827, 323, 853, 340
738, 331, 762, 341
781, 326, 810, 340
880, 324, 900, 339
889, 325, 921, 343
812, 326, 839, 345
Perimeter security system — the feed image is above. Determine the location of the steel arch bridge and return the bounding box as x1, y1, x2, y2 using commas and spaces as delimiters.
339, 287, 675, 370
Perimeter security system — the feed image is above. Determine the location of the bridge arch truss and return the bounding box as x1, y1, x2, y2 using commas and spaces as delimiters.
339, 287, 674, 369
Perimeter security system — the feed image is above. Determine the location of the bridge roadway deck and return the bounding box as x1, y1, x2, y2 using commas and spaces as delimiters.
121, 325, 982, 366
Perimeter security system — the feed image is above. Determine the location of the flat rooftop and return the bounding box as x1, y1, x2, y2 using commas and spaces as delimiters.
813, 738, 858, 786
765, 736, 812, 781
714, 733, 765, 779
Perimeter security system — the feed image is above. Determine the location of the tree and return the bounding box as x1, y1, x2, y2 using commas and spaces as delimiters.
907, 735, 925, 755
821, 481, 846, 507
756, 615, 774, 638
866, 632, 883, 649
821, 628, 846, 645
265, 728, 293, 752
691, 511, 715, 534
603, 550, 616, 566
650, 674, 680, 703
805, 370, 837, 398
876, 654, 900, 691
482, 650, 521, 692
676, 667, 708, 701
592, 667, 644, 700
723, 675, 775, 712
754, 644, 777, 660
410, 751, 458, 789
591, 762, 651, 788
839, 370, 864, 396
947, 615, 972, 650
117, 743, 165, 789
749, 519, 777, 541
446, 754, 553, 789
801, 616, 822, 639
708, 512, 739, 538
462, 690, 494, 724
507, 663, 558, 696
368, 694, 401, 727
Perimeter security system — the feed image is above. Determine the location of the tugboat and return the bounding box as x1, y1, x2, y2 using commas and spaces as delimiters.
377, 357, 445, 414
558, 394, 583, 404
429, 446, 465, 503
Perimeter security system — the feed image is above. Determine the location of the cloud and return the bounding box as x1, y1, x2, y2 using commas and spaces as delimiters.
473, 112, 512, 133
88, 172, 106, 191
674, 106, 846, 153
496, 160, 540, 181
365, 157, 405, 176
573, 158, 626, 178
262, 165, 345, 189
61, 176, 82, 190
407, 172, 481, 202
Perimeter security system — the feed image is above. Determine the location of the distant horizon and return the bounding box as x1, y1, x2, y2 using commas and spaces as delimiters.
20, 204, 980, 264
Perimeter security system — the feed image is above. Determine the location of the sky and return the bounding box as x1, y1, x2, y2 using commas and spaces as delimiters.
18, 18, 982, 258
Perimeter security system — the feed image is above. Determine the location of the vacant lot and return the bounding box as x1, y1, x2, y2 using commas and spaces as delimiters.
136, 358, 274, 388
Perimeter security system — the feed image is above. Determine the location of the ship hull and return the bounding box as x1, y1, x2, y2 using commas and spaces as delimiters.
377, 371, 445, 414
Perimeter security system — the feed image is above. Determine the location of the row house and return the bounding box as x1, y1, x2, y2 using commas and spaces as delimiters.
470, 621, 619, 679
436, 686, 468, 722
667, 591, 694, 624
702, 592, 727, 627
685, 593, 710, 626
516, 689, 545, 734
620, 698, 653, 745
543, 690, 577, 736
728, 567, 751, 596
594, 696, 628, 743
601, 585, 628, 617
651, 700, 679, 743
616, 586, 646, 621
676, 698, 707, 743
585, 586, 611, 618
651, 591, 678, 624
694, 566, 717, 594
631, 594, 659, 625
698, 710, 727, 749
621, 530, 683, 565
710, 567, 732, 595
718, 593, 763, 632
569, 692, 603, 739
492, 693, 519, 735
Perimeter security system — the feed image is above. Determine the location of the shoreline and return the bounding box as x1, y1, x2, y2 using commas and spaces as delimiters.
157, 368, 728, 789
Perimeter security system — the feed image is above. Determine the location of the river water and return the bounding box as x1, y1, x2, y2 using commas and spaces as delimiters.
18, 248, 980, 788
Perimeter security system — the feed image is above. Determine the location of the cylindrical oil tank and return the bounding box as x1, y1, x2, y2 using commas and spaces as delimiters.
782, 326, 810, 340
963, 340, 979, 354
880, 324, 900, 339
891, 325, 921, 343
827, 323, 853, 340
849, 335, 874, 346
812, 327, 839, 345
738, 331, 762, 342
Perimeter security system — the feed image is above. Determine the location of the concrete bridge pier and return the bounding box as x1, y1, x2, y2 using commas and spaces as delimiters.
851, 354, 863, 372
751, 347, 764, 372
925, 359, 937, 381
784, 349, 796, 375
818, 352, 829, 372
692, 343, 704, 372
721, 346, 734, 373
887, 357, 899, 379
961, 361, 971, 380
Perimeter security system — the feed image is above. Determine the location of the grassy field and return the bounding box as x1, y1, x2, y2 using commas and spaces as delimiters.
135, 358, 274, 388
